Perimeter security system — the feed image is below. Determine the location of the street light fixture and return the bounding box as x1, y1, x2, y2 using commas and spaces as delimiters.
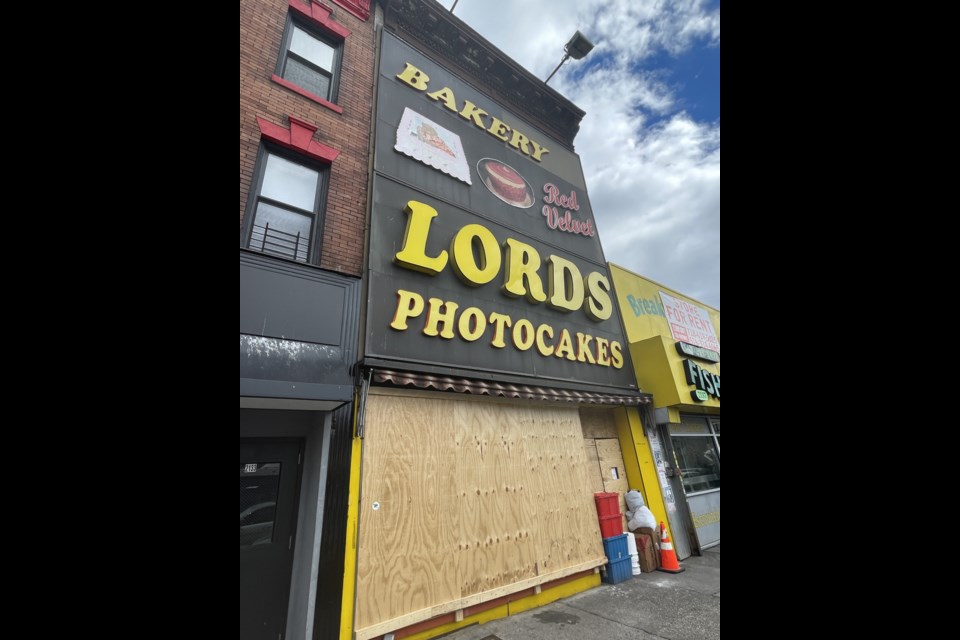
545, 30, 595, 84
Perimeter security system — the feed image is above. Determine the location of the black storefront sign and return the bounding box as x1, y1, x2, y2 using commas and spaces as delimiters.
676, 341, 720, 363
365, 32, 636, 391
683, 358, 720, 401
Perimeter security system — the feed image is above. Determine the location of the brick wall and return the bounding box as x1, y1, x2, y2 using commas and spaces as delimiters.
240, 0, 374, 276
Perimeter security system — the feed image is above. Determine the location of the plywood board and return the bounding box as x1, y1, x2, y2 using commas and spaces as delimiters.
355, 395, 605, 633
582, 438, 604, 494
453, 400, 539, 595
596, 438, 630, 531
355, 396, 460, 630
579, 407, 618, 439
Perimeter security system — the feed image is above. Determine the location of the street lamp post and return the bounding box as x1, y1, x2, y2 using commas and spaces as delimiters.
545, 30, 595, 84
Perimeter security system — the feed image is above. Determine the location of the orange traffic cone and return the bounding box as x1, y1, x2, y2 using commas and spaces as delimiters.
657, 521, 685, 573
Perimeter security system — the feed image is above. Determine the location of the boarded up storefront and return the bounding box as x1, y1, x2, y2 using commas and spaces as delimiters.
356, 393, 607, 634
580, 408, 630, 532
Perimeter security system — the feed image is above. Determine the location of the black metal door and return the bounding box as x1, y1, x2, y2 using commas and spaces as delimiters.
240, 439, 302, 640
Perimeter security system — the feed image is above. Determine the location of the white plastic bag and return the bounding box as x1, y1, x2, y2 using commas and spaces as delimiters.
625, 489, 645, 512
627, 505, 657, 532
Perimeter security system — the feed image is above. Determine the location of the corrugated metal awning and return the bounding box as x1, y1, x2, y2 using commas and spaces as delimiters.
371, 368, 650, 406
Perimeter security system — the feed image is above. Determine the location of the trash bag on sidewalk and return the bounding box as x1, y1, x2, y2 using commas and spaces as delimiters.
625, 489, 645, 519
627, 505, 657, 531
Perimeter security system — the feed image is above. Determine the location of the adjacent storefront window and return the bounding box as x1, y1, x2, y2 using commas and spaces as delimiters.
672, 415, 720, 494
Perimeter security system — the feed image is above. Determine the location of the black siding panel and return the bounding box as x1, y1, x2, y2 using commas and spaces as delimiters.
240, 250, 361, 397
313, 401, 354, 640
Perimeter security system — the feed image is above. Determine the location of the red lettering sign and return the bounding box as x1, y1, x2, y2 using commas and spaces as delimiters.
541, 183, 595, 237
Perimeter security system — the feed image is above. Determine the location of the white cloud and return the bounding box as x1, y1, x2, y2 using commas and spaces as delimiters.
584, 0, 720, 60
451, 0, 720, 308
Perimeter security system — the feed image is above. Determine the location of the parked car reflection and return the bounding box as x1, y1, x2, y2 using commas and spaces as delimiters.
239, 501, 276, 546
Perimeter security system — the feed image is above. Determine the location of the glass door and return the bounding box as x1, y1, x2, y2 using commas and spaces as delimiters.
671, 416, 720, 551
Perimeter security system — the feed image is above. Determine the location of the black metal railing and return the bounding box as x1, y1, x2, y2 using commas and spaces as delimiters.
250, 223, 309, 262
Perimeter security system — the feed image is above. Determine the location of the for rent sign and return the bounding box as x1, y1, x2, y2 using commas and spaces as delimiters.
660, 291, 720, 353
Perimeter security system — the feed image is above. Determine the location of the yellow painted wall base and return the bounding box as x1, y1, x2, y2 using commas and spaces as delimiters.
339, 434, 364, 640
403, 605, 509, 640
401, 574, 601, 640
507, 574, 600, 615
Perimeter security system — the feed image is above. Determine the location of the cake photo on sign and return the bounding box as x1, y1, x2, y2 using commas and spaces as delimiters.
477, 158, 535, 208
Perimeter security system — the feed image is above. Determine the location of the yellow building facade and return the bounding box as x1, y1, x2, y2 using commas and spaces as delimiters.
609, 264, 720, 557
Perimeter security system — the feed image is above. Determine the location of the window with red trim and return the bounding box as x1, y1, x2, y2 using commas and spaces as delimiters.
241, 145, 329, 264
276, 15, 342, 104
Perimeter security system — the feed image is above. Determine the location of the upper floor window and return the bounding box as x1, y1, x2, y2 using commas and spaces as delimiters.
242, 147, 327, 264
278, 20, 341, 103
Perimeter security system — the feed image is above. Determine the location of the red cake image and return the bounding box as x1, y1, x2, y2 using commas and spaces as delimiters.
478, 158, 534, 208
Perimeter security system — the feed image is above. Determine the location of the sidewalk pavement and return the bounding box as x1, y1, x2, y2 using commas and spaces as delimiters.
439, 546, 720, 640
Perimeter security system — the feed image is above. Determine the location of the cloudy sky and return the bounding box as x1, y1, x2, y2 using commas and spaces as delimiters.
449, 0, 720, 308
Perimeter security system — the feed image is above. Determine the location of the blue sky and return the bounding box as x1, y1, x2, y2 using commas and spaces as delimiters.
449, 0, 720, 308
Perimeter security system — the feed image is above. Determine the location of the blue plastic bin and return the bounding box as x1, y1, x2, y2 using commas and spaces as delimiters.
601, 556, 634, 584
602, 533, 630, 562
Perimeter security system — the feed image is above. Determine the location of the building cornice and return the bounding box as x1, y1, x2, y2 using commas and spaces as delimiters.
378, 0, 585, 150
